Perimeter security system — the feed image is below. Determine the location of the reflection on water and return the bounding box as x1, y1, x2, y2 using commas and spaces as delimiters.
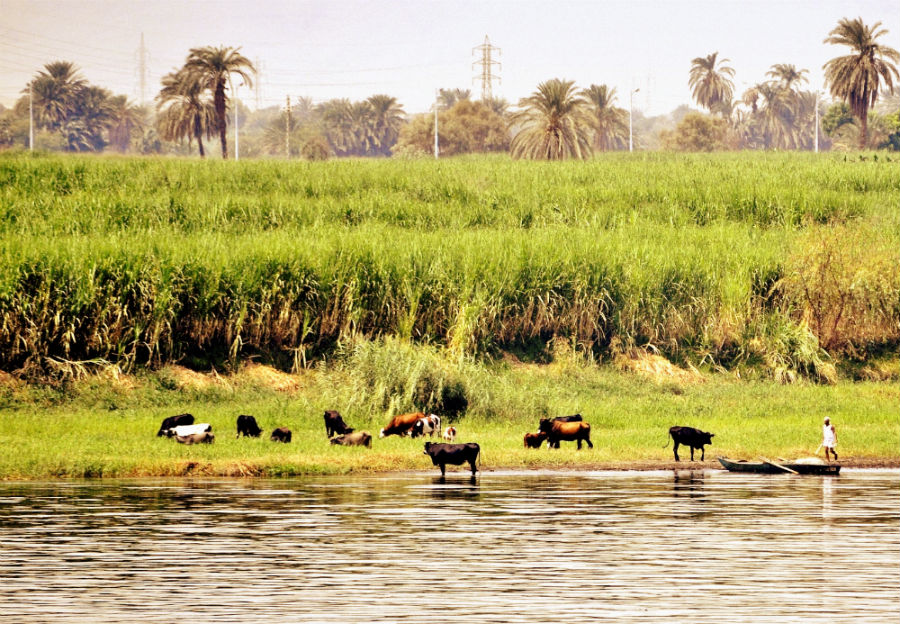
0, 471, 897, 623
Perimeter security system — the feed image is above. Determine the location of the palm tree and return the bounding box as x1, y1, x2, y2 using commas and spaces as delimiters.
156, 69, 215, 157
107, 96, 146, 152
67, 85, 114, 151
688, 52, 735, 113
366, 94, 405, 156
183, 46, 255, 158
511, 78, 592, 160
581, 84, 629, 151
27, 61, 86, 132
767, 63, 809, 91
437, 88, 471, 111
823, 17, 899, 149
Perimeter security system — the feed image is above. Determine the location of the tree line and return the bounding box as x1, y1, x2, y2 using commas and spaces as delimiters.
1, 17, 896, 158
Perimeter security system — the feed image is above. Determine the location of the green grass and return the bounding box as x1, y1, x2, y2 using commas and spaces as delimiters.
2, 152, 897, 379
1, 349, 896, 479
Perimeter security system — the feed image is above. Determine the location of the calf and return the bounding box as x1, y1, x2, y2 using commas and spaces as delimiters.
379, 412, 425, 438
176, 431, 215, 445
442, 426, 457, 442
330, 431, 372, 448
423, 442, 480, 477
539, 418, 593, 450
324, 410, 354, 438
236, 414, 262, 438
156, 413, 194, 437
164, 423, 212, 438
665, 426, 714, 462
270, 427, 292, 443
410, 414, 441, 438
523, 431, 548, 449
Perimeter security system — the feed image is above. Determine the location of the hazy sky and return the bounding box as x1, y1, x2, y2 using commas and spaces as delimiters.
1, 0, 898, 115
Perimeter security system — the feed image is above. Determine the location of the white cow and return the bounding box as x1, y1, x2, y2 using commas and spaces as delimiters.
410, 414, 441, 438
164, 423, 212, 438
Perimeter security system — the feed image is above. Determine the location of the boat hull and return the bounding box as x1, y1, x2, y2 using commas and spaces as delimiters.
718, 457, 841, 475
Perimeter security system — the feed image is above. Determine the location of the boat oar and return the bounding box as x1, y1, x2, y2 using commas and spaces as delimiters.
760, 456, 798, 474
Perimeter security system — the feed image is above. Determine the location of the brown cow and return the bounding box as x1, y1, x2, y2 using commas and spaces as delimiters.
539, 418, 593, 450
523, 431, 548, 449
175, 432, 215, 445
270, 427, 292, 443
379, 412, 425, 438
330, 431, 372, 448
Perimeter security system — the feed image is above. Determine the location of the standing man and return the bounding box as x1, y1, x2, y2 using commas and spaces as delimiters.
822, 417, 838, 462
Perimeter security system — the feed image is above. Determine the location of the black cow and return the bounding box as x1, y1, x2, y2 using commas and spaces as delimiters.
665, 426, 714, 461
156, 413, 194, 437
553, 413, 583, 423
423, 442, 480, 477
270, 427, 292, 443
236, 414, 262, 438
324, 410, 354, 438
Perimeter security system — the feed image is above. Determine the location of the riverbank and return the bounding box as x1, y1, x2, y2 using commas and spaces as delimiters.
2, 360, 897, 480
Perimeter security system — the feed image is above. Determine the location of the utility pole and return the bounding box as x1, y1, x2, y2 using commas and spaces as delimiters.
472, 35, 501, 102
29, 81, 33, 151
629, 88, 640, 152
285, 95, 291, 159
433, 89, 439, 159
138, 33, 148, 104
254, 57, 262, 111
814, 90, 820, 153
232, 78, 239, 161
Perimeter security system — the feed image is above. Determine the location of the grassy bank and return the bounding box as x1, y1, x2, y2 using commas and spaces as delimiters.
1, 350, 897, 480
1, 152, 898, 381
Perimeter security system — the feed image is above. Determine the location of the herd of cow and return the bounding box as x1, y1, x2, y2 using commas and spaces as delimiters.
155, 410, 716, 476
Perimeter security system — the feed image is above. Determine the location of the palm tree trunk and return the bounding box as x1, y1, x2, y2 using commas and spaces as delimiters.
858, 114, 868, 150
193, 115, 206, 158
215, 82, 227, 159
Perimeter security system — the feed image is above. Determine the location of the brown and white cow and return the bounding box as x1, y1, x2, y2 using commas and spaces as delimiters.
379, 412, 425, 438
539, 418, 593, 450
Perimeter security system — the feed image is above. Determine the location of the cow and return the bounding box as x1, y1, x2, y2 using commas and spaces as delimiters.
163, 423, 212, 438
410, 414, 441, 438
665, 426, 714, 462
553, 413, 583, 423
175, 431, 215, 445
523, 431, 548, 449
442, 426, 457, 442
236, 414, 262, 438
330, 431, 372, 448
423, 442, 480, 477
324, 410, 354, 438
270, 427, 292, 443
379, 412, 425, 438
539, 418, 593, 450
156, 413, 194, 437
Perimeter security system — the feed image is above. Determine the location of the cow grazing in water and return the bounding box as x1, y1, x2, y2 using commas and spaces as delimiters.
539, 418, 593, 450
324, 410, 354, 438
379, 412, 425, 438
442, 426, 457, 442
523, 431, 548, 449
423, 442, 480, 477
176, 431, 215, 445
411, 414, 441, 438
665, 426, 714, 461
270, 427, 292, 443
156, 413, 194, 437
236, 414, 262, 438
163, 423, 212, 438
330, 431, 372, 448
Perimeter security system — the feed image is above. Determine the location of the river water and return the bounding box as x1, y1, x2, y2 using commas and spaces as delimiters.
0, 470, 897, 624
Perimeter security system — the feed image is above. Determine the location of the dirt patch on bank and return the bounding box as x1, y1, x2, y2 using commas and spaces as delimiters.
236, 363, 300, 393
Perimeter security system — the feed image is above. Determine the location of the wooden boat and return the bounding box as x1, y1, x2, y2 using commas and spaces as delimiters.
718, 456, 841, 475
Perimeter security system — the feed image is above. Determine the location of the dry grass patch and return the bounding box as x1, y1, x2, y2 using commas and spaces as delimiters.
236, 363, 301, 393
614, 349, 705, 385
160, 365, 228, 391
